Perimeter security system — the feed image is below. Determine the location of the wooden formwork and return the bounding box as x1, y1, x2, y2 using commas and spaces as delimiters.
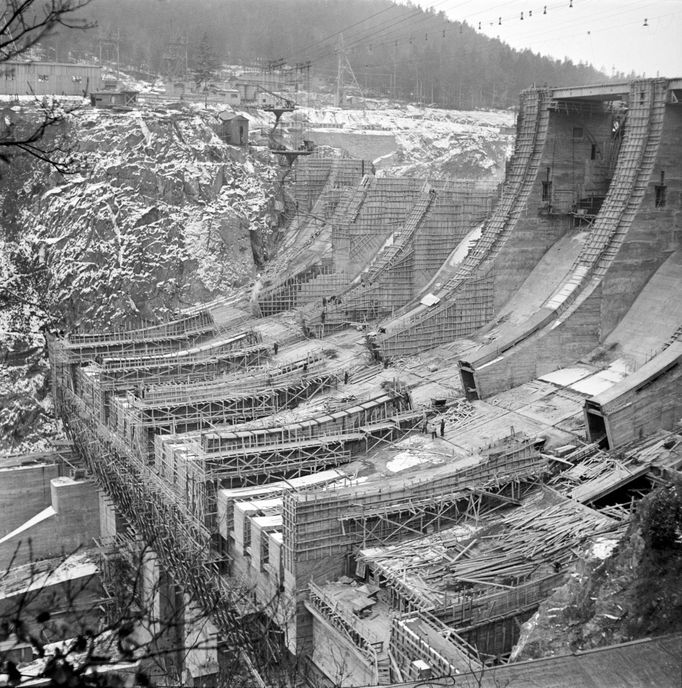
201, 390, 411, 454
389, 612, 479, 680
96, 343, 270, 390
377, 88, 553, 358
291, 154, 367, 213
219, 469, 348, 540
59, 310, 217, 362
460, 79, 670, 399
59, 387, 268, 683
144, 388, 416, 529
126, 366, 342, 436
306, 179, 499, 336
305, 582, 381, 682
283, 437, 546, 575
353, 484, 619, 666
258, 260, 336, 316
257, 155, 368, 317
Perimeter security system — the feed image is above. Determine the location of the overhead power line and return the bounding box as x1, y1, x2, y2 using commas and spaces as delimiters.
283, 3, 403, 63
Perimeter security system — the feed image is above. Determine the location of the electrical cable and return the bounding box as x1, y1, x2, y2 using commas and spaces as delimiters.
308, 0, 677, 79
283, 3, 404, 63
298, 0, 468, 64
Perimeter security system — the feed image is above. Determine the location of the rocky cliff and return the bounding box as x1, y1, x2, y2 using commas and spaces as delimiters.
0, 100, 285, 450
17, 104, 283, 328
512, 482, 682, 660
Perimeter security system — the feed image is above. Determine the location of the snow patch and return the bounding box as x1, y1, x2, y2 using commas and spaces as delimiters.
590, 537, 619, 560
386, 451, 429, 473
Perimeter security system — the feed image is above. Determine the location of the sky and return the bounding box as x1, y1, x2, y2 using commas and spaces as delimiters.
422, 0, 682, 77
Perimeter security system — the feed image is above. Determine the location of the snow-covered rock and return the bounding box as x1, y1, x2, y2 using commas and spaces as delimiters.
13, 104, 283, 329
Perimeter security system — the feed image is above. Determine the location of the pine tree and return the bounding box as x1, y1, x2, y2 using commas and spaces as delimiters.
192, 32, 220, 92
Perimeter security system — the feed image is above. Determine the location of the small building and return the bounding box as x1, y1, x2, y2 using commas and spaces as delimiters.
90, 90, 138, 109
0, 61, 102, 96
234, 81, 284, 108
217, 112, 249, 145
223, 89, 240, 105
235, 81, 259, 104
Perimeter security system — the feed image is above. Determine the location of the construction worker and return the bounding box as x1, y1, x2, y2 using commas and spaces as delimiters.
440, 418, 445, 437
273, 341, 278, 355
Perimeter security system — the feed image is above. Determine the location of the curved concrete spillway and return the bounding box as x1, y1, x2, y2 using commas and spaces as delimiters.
460, 78, 675, 399
374, 87, 553, 357
600, 250, 682, 366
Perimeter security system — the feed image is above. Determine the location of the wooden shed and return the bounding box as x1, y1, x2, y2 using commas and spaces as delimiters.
217, 112, 249, 146
90, 90, 138, 109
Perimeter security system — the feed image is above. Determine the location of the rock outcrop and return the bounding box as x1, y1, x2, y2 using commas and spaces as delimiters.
11, 103, 283, 330
0, 101, 284, 449
512, 486, 682, 660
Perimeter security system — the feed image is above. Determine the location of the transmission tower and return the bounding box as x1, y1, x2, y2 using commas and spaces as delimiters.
335, 34, 363, 107
98, 29, 120, 76
162, 29, 188, 82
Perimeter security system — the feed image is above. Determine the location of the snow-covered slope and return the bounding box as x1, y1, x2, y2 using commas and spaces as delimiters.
303, 104, 514, 178
236, 100, 515, 178
12, 103, 282, 329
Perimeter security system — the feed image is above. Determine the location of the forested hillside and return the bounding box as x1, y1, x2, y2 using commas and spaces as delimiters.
49, 0, 607, 108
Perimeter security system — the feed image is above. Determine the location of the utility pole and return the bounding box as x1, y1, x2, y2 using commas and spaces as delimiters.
392, 39, 397, 99
335, 34, 344, 107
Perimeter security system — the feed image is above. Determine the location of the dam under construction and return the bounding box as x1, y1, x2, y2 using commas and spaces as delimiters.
4, 77, 680, 686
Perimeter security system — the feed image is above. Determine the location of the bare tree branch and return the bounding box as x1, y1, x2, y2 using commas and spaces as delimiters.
0, 96, 85, 174
0, 1, 94, 174
0, 0, 94, 62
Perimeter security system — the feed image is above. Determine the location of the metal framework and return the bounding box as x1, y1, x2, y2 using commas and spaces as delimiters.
61, 389, 268, 682
376, 88, 552, 357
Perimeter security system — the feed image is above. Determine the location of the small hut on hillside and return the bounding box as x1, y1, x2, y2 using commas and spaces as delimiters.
217, 112, 249, 145
90, 90, 138, 109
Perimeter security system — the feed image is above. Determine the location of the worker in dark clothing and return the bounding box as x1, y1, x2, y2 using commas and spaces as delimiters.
320, 310, 326, 324
344, 370, 349, 385
273, 341, 278, 355
440, 419, 445, 437
421, 417, 428, 434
